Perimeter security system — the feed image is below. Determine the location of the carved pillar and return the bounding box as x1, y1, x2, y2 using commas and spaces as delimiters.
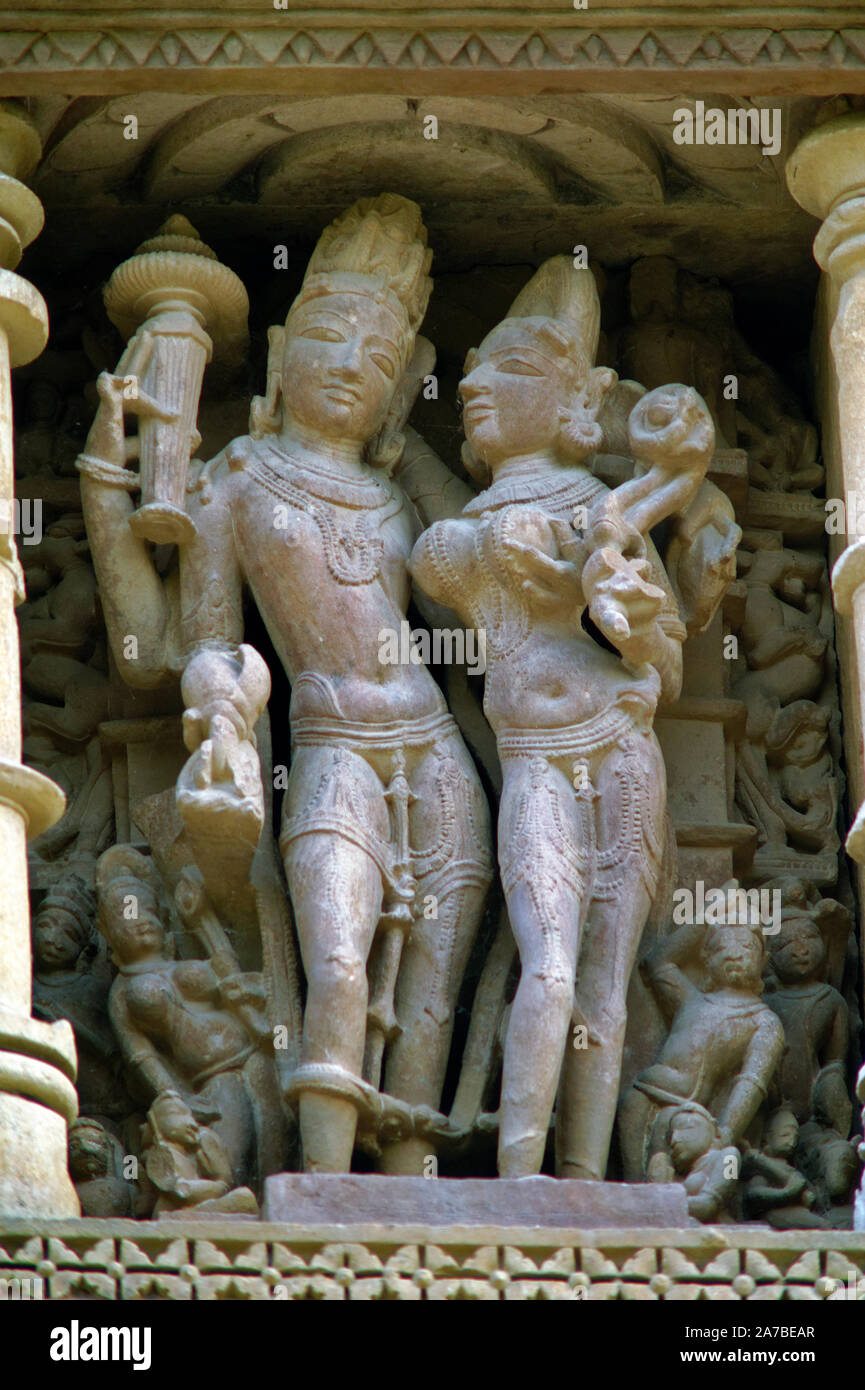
0, 102, 78, 1216
788, 116, 865, 870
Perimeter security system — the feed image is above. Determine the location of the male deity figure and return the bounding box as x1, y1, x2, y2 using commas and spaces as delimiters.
77, 195, 492, 1175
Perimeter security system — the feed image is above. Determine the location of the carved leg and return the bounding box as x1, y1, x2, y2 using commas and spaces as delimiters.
617, 1085, 658, 1182
380, 734, 491, 1174
281, 746, 388, 1173
497, 755, 593, 1178
556, 732, 665, 1180
196, 1071, 256, 1189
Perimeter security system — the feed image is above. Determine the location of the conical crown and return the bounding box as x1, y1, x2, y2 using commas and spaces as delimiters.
289, 193, 432, 342
502, 255, 601, 375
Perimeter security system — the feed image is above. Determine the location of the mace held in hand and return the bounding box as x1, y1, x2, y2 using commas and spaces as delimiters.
103, 215, 248, 546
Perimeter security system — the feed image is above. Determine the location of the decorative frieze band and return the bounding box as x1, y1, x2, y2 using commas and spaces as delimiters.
0, 25, 863, 78
2, 1219, 865, 1301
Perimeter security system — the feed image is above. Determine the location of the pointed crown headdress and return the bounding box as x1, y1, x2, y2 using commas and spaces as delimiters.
287, 193, 432, 350
498, 255, 602, 383
460, 256, 610, 482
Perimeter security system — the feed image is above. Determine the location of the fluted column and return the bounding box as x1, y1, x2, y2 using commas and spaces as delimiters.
788, 116, 865, 868
0, 101, 78, 1217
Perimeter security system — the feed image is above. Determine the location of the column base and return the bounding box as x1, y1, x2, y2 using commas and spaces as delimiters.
0, 1007, 79, 1218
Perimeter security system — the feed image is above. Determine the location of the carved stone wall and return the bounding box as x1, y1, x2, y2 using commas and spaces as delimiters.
3, 1, 865, 1302
10, 218, 858, 1231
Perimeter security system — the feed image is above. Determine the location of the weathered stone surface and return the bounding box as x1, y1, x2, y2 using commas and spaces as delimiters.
3, 1213, 865, 1300
0, 0, 855, 1290
264, 1174, 691, 1228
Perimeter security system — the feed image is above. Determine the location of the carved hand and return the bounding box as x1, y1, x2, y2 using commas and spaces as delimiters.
501, 536, 583, 609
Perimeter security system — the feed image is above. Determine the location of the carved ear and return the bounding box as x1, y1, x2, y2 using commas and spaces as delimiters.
367, 335, 436, 472
249, 326, 285, 439
560, 366, 618, 460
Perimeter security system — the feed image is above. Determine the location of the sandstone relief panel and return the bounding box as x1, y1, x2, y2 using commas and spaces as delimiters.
17, 195, 861, 1227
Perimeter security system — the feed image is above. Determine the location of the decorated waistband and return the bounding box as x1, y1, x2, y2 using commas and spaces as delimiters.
291, 709, 456, 750
496, 692, 655, 758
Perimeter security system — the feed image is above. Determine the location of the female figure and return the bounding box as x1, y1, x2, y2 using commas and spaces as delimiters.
95, 845, 282, 1191
32, 876, 126, 1124
764, 882, 858, 1210
411, 257, 715, 1179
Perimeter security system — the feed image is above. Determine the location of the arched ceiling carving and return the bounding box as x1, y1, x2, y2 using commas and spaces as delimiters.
21, 92, 823, 288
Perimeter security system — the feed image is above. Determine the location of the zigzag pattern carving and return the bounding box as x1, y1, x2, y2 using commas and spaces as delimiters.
0, 26, 862, 73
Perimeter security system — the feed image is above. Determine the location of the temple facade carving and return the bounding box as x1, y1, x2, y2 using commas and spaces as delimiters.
2, 4, 865, 1304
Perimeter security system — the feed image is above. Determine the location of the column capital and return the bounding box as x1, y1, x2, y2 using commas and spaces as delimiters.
0, 102, 42, 275
787, 115, 865, 283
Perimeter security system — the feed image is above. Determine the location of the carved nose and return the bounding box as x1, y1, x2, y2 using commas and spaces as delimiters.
337, 342, 364, 377
461, 375, 490, 403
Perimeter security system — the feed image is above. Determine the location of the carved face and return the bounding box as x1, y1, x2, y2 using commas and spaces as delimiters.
770, 918, 825, 984
282, 291, 405, 444
33, 909, 84, 971
669, 1110, 714, 1170
69, 1125, 112, 1180
703, 925, 763, 991
101, 886, 166, 964
155, 1101, 200, 1149
764, 1111, 798, 1159
784, 728, 826, 766
460, 323, 578, 470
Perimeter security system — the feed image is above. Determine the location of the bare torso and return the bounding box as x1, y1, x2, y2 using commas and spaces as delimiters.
186, 435, 449, 725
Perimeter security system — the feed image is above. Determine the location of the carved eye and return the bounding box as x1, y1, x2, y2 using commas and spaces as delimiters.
370, 353, 396, 379
498, 360, 543, 377
302, 326, 345, 343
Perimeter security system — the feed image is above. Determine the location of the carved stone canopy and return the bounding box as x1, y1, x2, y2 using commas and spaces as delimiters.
18, 91, 833, 297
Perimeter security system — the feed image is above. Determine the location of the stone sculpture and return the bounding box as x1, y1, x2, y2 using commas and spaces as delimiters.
741, 1107, 826, 1228
31, 876, 127, 1125
648, 1103, 740, 1222
140, 1090, 259, 1217
77, 195, 493, 1177
613, 255, 823, 495
410, 256, 719, 1179
13, 195, 844, 1227
68, 1116, 138, 1219
18, 518, 113, 866
763, 881, 859, 1217
734, 544, 839, 883
95, 845, 285, 1196
619, 907, 785, 1189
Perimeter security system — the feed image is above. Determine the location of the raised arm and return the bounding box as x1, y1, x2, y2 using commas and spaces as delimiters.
640, 920, 704, 1022
78, 374, 244, 685
77, 372, 180, 686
